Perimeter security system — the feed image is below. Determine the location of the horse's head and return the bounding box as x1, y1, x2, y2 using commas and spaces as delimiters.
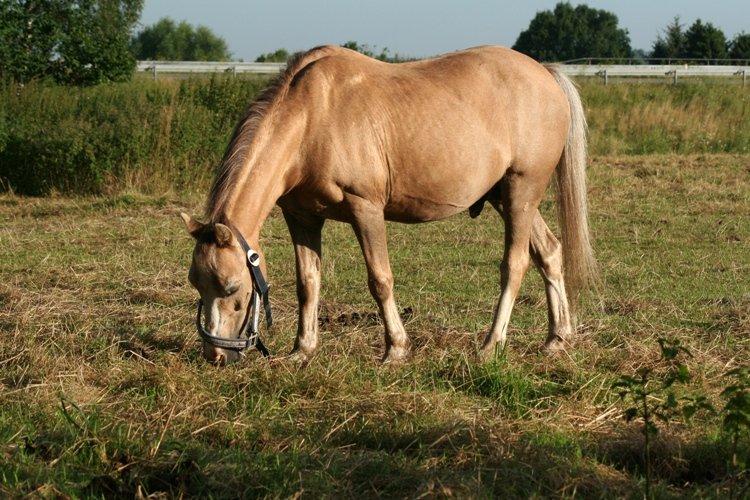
180, 213, 254, 365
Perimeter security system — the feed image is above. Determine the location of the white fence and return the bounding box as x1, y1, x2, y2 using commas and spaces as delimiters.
560, 64, 748, 84
136, 61, 285, 76
136, 61, 749, 84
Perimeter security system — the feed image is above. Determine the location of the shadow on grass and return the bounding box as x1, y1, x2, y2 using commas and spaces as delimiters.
112, 320, 186, 357
10, 426, 634, 498
6, 401, 747, 498
595, 426, 750, 492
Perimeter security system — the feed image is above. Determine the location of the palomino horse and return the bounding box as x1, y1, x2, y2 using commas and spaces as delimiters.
181, 45, 596, 364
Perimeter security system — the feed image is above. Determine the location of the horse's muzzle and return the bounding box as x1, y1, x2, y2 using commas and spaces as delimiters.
202, 343, 241, 365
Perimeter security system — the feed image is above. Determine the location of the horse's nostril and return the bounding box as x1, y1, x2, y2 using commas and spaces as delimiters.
202, 343, 240, 365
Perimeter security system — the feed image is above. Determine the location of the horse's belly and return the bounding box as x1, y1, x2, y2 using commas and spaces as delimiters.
384, 194, 471, 222
381, 113, 511, 222
384, 163, 504, 222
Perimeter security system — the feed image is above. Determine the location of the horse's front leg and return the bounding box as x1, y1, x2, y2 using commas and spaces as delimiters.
349, 198, 410, 363
283, 210, 324, 361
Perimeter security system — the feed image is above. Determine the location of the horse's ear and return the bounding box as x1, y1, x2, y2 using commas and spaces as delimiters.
180, 212, 204, 239
214, 223, 235, 247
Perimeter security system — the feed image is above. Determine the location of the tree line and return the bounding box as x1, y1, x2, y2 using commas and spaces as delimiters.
512, 3, 749, 63
258, 5, 750, 64
0, 1, 230, 85
0, 0, 747, 85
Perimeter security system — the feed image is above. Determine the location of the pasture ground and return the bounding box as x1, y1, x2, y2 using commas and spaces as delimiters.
0, 154, 748, 497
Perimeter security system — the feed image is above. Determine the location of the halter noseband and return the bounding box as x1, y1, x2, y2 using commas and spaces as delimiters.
195, 225, 272, 357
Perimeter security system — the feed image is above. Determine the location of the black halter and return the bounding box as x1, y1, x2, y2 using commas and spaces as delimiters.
195, 225, 272, 357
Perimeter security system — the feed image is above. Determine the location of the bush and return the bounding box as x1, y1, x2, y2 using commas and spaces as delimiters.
0, 76, 269, 195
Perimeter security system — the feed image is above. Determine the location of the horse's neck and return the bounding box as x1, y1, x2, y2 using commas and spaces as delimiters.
220, 140, 297, 246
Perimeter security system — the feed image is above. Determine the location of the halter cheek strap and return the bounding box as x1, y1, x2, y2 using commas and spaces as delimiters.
231, 225, 273, 331
194, 225, 273, 357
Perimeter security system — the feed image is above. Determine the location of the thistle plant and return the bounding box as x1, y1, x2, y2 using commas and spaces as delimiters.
613, 338, 712, 499
720, 366, 750, 499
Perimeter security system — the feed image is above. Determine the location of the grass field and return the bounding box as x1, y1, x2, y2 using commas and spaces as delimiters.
1, 154, 748, 497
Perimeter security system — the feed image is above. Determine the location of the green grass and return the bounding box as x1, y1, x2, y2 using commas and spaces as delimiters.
0, 154, 748, 497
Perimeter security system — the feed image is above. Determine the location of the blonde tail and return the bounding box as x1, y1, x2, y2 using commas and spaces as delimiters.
545, 65, 598, 305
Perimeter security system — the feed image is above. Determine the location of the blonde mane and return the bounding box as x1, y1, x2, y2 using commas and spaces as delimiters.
206, 46, 333, 221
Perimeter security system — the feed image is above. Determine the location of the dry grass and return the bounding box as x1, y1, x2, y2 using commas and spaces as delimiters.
0, 154, 748, 497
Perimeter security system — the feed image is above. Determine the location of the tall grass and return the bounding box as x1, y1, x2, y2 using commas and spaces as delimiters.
1, 77, 748, 195
584, 81, 750, 155
0, 77, 268, 195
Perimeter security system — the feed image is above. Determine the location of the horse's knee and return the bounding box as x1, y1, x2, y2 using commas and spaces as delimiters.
368, 273, 393, 301
296, 269, 319, 302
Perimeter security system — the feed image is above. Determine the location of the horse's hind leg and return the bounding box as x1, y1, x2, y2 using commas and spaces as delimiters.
480, 174, 545, 360
529, 211, 573, 352
349, 198, 410, 363
283, 210, 324, 360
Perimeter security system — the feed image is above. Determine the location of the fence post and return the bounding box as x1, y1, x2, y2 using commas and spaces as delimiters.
152, 65, 157, 81
743, 70, 747, 87
603, 69, 608, 85
672, 69, 678, 85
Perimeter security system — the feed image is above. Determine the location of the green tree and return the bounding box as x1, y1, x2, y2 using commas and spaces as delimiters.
683, 19, 727, 61
131, 18, 230, 61
0, 0, 143, 85
342, 41, 387, 61
58, 0, 144, 85
512, 2, 632, 62
651, 17, 685, 60
0, 1, 65, 83
255, 48, 290, 63
729, 33, 750, 60
341, 41, 407, 62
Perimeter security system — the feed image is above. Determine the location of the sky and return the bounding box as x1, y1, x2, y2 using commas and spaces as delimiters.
139, 1, 749, 61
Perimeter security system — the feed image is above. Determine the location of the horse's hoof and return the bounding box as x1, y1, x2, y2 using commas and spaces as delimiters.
478, 342, 504, 363
286, 349, 312, 365
381, 347, 409, 364
478, 347, 494, 363
543, 336, 567, 355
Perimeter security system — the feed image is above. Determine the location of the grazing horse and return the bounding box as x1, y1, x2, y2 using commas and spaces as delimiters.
181, 45, 596, 365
